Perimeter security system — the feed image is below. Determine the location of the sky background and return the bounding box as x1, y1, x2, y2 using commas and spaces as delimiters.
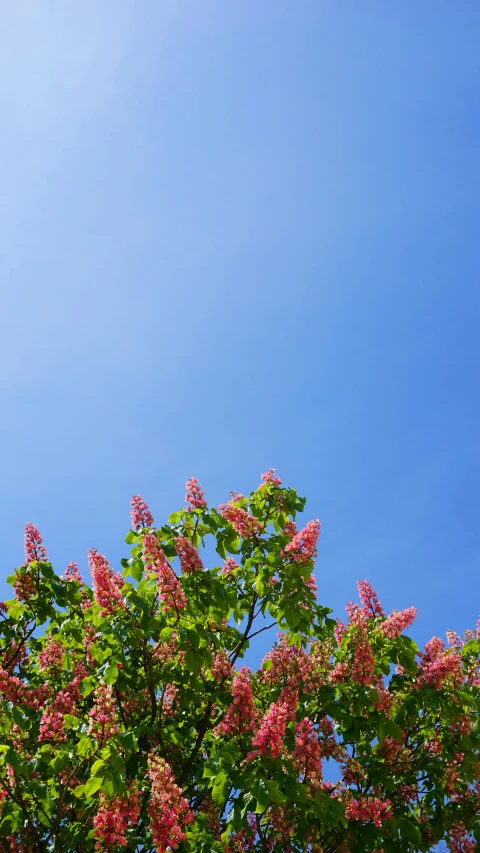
1, 1, 479, 665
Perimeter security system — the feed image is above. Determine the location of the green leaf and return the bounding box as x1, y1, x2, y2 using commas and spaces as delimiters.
185, 647, 203, 672
376, 716, 386, 744
385, 719, 402, 741
104, 664, 119, 685
399, 819, 421, 845
282, 602, 301, 629
252, 778, 270, 813
125, 531, 138, 545
80, 677, 95, 697
91, 759, 105, 776
5, 749, 25, 775
216, 539, 227, 560
85, 776, 103, 797
168, 511, 182, 523
267, 780, 286, 804
130, 560, 144, 582
110, 753, 125, 774
77, 738, 93, 757
63, 714, 80, 729
211, 771, 228, 806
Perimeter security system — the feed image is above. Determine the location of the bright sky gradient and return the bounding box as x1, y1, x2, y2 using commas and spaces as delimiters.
1, 2, 479, 662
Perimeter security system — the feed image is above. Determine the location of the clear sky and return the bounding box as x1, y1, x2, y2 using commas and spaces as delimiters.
1, 1, 479, 662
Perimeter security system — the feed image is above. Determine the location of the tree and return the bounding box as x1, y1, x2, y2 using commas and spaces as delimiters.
0, 471, 479, 852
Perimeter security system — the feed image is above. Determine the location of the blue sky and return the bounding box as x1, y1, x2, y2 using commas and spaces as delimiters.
1, 1, 479, 662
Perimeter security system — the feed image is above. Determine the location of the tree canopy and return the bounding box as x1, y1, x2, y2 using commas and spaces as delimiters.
0, 471, 479, 852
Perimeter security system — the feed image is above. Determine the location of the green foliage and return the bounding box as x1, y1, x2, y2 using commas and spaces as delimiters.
0, 476, 478, 852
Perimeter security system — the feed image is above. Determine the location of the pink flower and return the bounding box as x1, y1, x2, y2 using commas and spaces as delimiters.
356, 580, 385, 618
63, 561, 83, 583
418, 638, 463, 688
93, 785, 140, 850
216, 667, 257, 736
248, 700, 288, 760
211, 649, 233, 681
38, 639, 63, 672
13, 567, 36, 602
185, 477, 208, 510
345, 796, 392, 827
335, 619, 347, 646
88, 549, 125, 616
380, 606, 417, 639
293, 718, 323, 784
261, 638, 316, 692
222, 557, 240, 575
282, 520, 320, 564
449, 823, 477, 853
259, 468, 282, 487
147, 754, 194, 853
218, 500, 263, 539
282, 520, 298, 540
88, 684, 119, 742
130, 494, 154, 530
351, 629, 375, 684
143, 533, 186, 613
175, 536, 203, 573
24, 522, 47, 563
38, 707, 66, 742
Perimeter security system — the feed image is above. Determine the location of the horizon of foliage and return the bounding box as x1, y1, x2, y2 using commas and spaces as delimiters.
0, 470, 479, 852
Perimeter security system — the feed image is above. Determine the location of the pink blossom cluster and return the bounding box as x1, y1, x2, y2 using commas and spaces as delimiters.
351, 629, 375, 684
277, 685, 299, 722
24, 522, 47, 563
38, 707, 66, 742
88, 684, 119, 742
130, 494, 154, 531
147, 754, 194, 852
335, 619, 347, 646
2, 642, 29, 673
93, 786, 140, 850
345, 600, 363, 625
216, 667, 257, 735
282, 520, 320, 564
175, 536, 203, 573
0, 667, 49, 710
293, 718, 322, 784
282, 520, 297, 540
185, 477, 208, 511
248, 700, 288, 760
356, 580, 385, 618
425, 732, 442, 754
418, 637, 464, 688
218, 501, 263, 538
211, 649, 233, 682
448, 824, 477, 853
13, 568, 36, 602
63, 561, 83, 583
380, 606, 417, 638
222, 557, 240, 575
39, 668, 85, 740
446, 629, 464, 648
161, 684, 178, 716
38, 639, 64, 672
373, 686, 395, 717
330, 661, 349, 684
142, 533, 186, 613
261, 639, 316, 692
345, 796, 393, 827
259, 468, 282, 487
88, 549, 125, 616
